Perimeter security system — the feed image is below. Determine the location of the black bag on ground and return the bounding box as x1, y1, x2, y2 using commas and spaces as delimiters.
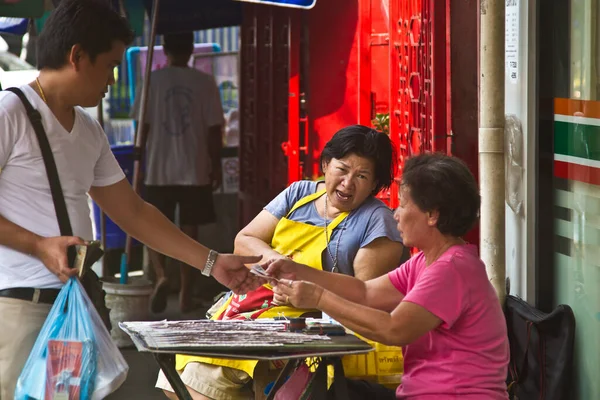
505, 294, 575, 400
6, 87, 112, 331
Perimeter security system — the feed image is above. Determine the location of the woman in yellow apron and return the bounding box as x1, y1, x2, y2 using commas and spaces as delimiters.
157, 125, 404, 400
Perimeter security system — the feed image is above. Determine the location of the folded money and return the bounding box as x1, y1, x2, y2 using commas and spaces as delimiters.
250, 265, 280, 283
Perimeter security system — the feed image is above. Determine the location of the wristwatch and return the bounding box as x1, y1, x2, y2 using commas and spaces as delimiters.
202, 249, 219, 277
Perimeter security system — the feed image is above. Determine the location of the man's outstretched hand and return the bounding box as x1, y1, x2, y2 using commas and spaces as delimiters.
212, 254, 263, 294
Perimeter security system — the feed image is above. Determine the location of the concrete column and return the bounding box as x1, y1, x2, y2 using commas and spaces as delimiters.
479, 0, 506, 304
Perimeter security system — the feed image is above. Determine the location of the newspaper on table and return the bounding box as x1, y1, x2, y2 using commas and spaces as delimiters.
119, 319, 331, 351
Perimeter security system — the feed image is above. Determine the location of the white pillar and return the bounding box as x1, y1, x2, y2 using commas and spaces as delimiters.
479, 0, 506, 304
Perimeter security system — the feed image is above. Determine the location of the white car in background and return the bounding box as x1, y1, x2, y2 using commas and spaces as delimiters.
0, 49, 34, 71
0, 35, 37, 90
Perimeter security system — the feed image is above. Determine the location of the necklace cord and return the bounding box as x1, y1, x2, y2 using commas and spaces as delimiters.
35, 78, 47, 104
324, 194, 346, 273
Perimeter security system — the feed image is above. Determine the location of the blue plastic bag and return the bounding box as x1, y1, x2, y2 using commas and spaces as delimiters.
15, 278, 128, 400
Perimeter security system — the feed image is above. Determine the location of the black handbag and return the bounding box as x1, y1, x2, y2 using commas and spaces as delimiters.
505, 294, 576, 400
6, 87, 112, 331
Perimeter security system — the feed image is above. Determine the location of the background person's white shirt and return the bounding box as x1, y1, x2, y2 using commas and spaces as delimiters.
0, 85, 125, 290
131, 66, 225, 187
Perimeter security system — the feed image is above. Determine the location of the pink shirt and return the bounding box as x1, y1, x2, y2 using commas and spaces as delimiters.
388, 244, 509, 399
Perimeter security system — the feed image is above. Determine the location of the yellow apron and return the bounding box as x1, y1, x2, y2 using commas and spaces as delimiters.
176, 189, 348, 376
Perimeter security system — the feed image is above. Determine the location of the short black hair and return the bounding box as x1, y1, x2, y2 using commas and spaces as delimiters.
37, 0, 134, 70
401, 153, 480, 237
163, 32, 194, 58
320, 125, 396, 195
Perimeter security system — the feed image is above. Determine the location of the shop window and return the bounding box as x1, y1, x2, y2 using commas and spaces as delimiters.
551, 1, 600, 397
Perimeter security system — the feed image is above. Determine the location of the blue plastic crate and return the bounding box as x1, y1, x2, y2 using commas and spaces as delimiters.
93, 145, 141, 249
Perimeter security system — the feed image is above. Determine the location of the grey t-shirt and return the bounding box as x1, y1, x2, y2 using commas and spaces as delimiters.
131, 66, 224, 186
264, 180, 402, 275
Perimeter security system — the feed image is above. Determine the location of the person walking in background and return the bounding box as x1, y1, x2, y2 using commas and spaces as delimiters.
132, 32, 225, 313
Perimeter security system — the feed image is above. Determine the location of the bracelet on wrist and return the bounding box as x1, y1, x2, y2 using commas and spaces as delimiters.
201, 249, 219, 277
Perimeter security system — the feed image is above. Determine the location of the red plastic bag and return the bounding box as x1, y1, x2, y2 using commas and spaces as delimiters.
274, 363, 314, 400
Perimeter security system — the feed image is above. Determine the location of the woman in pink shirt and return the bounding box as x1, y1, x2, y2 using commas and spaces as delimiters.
265, 153, 509, 399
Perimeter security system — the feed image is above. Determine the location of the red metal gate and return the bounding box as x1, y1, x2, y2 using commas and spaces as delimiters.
352, 0, 451, 208
239, 4, 301, 225
388, 0, 451, 208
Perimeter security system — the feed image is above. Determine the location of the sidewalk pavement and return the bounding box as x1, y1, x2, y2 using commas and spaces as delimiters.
106, 293, 210, 400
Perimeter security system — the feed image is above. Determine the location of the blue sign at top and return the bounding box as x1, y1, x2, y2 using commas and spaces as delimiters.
233, 0, 316, 10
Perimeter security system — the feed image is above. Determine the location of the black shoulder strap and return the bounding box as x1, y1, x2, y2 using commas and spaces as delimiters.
6, 87, 76, 267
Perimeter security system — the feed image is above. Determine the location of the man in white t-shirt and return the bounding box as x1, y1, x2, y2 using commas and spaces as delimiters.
0, 2, 259, 398
131, 32, 225, 313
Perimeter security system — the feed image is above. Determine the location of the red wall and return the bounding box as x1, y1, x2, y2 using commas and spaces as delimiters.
305, 0, 362, 179
303, 0, 478, 243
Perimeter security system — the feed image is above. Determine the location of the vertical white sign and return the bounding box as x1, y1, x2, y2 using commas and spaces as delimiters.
505, 0, 519, 83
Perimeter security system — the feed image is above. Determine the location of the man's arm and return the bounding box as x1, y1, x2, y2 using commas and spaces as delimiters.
89, 179, 262, 292
0, 215, 82, 281
90, 179, 210, 269
0, 215, 43, 257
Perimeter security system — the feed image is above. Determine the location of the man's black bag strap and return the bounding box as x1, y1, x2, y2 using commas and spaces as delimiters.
6, 87, 76, 267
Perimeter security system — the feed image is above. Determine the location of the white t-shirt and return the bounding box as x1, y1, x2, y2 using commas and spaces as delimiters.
0, 85, 125, 290
131, 66, 225, 186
